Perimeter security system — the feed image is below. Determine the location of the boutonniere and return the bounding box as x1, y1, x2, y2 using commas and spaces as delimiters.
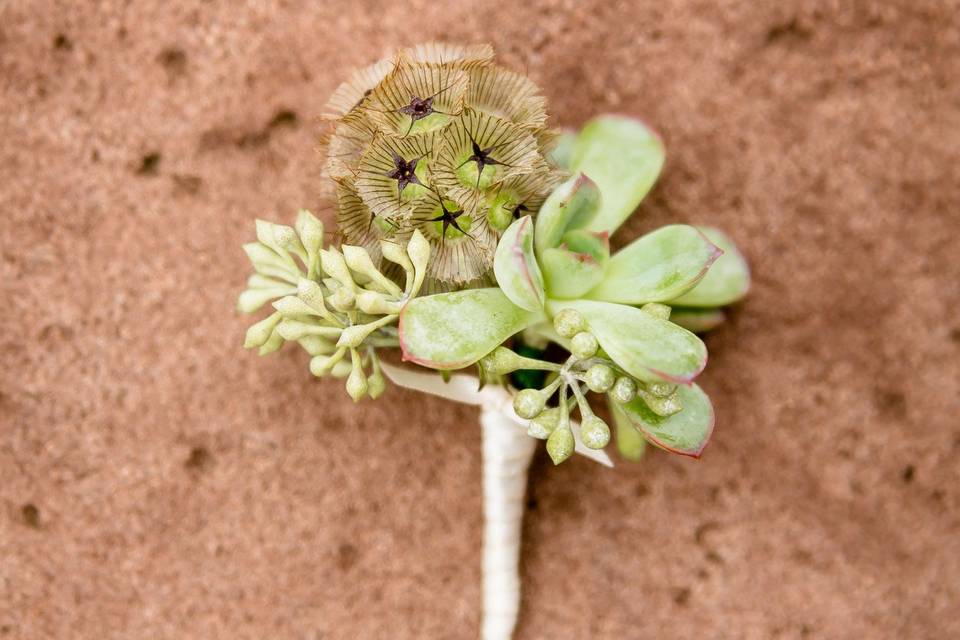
237, 43, 749, 639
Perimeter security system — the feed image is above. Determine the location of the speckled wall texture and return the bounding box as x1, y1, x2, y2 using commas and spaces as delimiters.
2, 1, 959, 638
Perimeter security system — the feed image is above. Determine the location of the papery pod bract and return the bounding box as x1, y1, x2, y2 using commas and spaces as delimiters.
321, 43, 564, 287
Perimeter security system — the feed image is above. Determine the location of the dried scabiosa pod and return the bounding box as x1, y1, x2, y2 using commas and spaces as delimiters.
319, 43, 563, 285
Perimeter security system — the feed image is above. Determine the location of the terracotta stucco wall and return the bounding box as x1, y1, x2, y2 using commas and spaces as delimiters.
2, 1, 958, 638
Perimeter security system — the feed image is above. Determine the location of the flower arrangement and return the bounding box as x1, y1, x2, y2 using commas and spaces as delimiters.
237, 42, 748, 640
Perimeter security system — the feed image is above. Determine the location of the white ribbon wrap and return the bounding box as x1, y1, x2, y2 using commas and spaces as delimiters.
381, 363, 612, 639
480, 405, 536, 640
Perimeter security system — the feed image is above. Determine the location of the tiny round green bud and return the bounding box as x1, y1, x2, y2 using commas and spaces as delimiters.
406, 230, 431, 273
381, 239, 414, 273
570, 331, 598, 359
356, 290, 400, 315
513, 388, 546, 419
367, 370, 386, 399
257, 330, 285, 356
640, 302, 671, 321
319, 248, 355, 289
584, 364, 615, 393
479, 346, 524, 375
341, 244, 378, 279
611, 376, 637, 404
297, 278, 327, 312
328, 286, 355, 312
646, 381, 677, 398
546, 426, 575, 465
553, 308, 586, 338
273, 224, 306, 257
639, 389, 683, 417
244, 311, 282, 349
237, 288, 282, 314
346, 360, 368, 402
580, 415, 611, 450
527, 407, 560, 440
527, 420, 551, 440
329, 359, 353, 378
298, 335, 335, 356
337, 321, 376, 349
295, 209, 324, 254
309, 348, 347, 377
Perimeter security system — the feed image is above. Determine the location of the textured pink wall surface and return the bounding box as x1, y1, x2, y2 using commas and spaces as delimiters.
2, 1, 958, 638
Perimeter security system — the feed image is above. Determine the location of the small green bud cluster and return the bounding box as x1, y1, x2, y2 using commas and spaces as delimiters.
499, 307, 685, 464
239, 210, 431, 401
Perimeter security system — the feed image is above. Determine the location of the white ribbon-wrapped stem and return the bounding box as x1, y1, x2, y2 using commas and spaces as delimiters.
380, 363, 612, 639
480, 406, 536, 640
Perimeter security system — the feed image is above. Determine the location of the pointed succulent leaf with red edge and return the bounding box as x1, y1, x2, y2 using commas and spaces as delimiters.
540, 228, 610, 299
493, 216, 545, 311
587, 224, 722, 305
541, 247, 606, 299
617, 383, 715, 458
669, 227, 750, 308
568, 115, 665, 236
534, 173, 602, 257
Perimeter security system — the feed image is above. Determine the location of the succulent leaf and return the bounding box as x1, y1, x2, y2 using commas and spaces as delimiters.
493, 216, 545, 311
669, 227, 750, 307
547, 299, 707, 384
540, 246, 607, 299
669, 308, 726, 333
546, 130, 577, 169
617, 383, 715, 458
568, 115, 665, 235
609, 398, 647, 461
587, 224, 721, 304
400, 288, 542, 369
534, 174, 603, 257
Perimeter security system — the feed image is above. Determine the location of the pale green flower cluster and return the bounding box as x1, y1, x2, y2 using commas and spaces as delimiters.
478, 304, 688, 464
238, 209, 430, 401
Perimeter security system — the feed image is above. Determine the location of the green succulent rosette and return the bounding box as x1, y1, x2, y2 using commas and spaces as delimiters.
399, 115, 750, 462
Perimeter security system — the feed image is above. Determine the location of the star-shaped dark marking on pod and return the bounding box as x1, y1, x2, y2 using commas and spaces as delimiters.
386, 152, 422, 195
429, 201, 469, 244
458, 134, 511, 188
396, 85, 455, 135
510, 202, 530, 220
398, 95, 435, 122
